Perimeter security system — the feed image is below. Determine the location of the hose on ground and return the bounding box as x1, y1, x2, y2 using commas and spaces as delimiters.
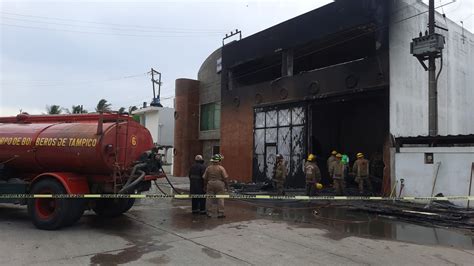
153, 180, 168, 195
161, 167, 181, 194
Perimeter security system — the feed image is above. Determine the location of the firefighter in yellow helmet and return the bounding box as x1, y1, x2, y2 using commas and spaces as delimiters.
353, 152, 372, 194
304, 154, 321, 196
203, 154, 229, 218
329, 153, 346, 195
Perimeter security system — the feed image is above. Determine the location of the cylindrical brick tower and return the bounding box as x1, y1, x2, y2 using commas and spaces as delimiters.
173, 78, 202, 176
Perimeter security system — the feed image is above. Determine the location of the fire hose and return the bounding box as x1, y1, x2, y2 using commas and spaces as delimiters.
118, 170, 145, 194
124, 163, 147, 187
160, 166, 181, 194
0, 155, 19, 165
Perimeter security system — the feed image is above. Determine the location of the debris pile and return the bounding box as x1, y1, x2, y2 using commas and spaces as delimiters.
347, 200, 474, 230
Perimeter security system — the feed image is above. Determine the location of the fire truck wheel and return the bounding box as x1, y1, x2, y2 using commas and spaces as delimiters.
27, 178, 75, 230
92, 198, 135, 217
120, 198, 135, 213
64, 199, 85, 226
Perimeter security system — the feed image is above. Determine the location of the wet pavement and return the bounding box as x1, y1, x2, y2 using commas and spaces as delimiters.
133, 198, 474, 250
1, 192, 474, 265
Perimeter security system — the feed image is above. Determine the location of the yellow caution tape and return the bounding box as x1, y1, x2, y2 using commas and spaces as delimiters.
83, 194, 102, 198
174, 194, 190, 199
129, 194, 146, 199
2, 194, 474, 201
294, 196, 310, 200
33, 194, 53, 198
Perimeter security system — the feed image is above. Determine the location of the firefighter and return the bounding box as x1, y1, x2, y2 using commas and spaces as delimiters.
329, 153, 346, 195
327, 150, 337, 175
273, 154, 287, 195
304, 154, 321, 196
353, 152, 372, 194
203, 154, 229, 218
188, 155, 207, 215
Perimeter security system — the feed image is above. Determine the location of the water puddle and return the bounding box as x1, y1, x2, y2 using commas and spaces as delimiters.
249, 201, 474, 249
131, 198, 474, 249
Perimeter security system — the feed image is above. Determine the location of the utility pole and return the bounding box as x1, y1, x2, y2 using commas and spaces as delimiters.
150, 68, 163, 107
410, 0, 445, 136
428, 0, 437, 136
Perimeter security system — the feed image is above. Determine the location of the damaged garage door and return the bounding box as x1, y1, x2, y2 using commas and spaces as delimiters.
253, 105, 306, 188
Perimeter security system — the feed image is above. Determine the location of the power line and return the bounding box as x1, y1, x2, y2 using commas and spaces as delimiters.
0, 23, 223, 38
0, 11, 227, 32
0, 72, 149, 87
10, 2, 452, 93
0, 15, 226, 34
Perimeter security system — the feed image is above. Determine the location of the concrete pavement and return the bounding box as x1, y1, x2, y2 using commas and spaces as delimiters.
0, 177, 473, 265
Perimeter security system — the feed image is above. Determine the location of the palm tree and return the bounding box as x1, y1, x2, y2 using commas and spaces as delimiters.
128, 106, 138, 114
71, 105, 87, 114
118, 107, 126, 114
95, 99, 112, 113
46, 105, 62, 115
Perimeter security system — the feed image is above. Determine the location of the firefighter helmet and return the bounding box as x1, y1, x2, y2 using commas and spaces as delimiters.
210, 154, 223, 162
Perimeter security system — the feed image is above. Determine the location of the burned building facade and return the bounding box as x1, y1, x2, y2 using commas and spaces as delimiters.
175, 0, 474, 197
220, 0, 390, 188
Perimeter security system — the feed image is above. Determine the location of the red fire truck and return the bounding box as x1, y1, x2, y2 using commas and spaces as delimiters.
0, 113, 161, 230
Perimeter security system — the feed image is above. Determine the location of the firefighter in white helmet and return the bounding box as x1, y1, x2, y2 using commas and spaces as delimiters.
188, 154, 206, 214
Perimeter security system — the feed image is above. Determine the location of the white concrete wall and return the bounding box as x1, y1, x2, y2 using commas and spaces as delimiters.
157, 107, 175, 146
389, 0, 474, 137
134, 106, 175, 175
394, 147, 474, 207
135, 107, 174, 146
146, 111, 160, 143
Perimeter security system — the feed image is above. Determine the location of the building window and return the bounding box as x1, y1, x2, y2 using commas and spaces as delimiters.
200, 102, 221, 131
253, 105, 306, 187
212, 145, 220, 155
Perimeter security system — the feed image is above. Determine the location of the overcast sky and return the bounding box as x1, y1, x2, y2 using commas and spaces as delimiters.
1, 0, 472, 116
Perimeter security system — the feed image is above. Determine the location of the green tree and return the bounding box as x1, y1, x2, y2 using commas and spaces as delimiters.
95, 99, 112, 113
118, 107, 126, 114
128, 106, 138, 114
46, 105, 62, 115
70, 105, 88, 114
